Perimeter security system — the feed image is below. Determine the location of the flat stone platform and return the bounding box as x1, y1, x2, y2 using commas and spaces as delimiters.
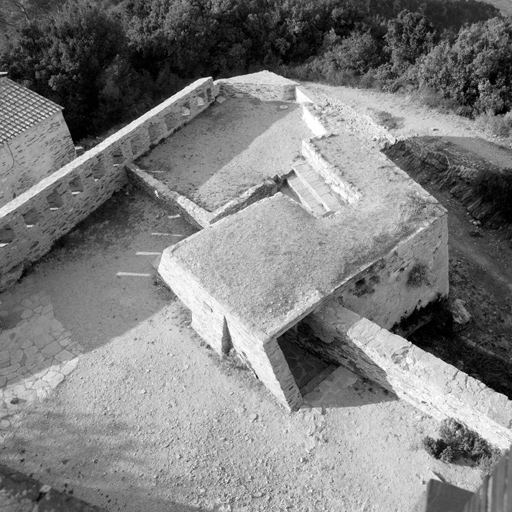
137, 98, 312, 211
162, 126, 445, 339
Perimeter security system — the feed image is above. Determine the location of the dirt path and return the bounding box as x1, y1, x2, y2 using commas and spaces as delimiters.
0, 187, 484, 512
304, 83, 512, 148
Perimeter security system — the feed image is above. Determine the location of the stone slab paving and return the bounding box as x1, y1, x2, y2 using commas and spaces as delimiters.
302, 365, 360, 407
0, 280, 84, 427
277, 337, 330, 390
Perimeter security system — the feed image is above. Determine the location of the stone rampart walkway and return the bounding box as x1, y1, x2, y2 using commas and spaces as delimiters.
0, 277, 83, 427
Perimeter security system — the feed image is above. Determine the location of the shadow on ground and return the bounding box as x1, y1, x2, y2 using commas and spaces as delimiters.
1, 408, 208, 512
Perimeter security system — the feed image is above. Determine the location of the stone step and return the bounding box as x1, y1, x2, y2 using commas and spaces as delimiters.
287, 172, 326, 216
292, 160, 343, 212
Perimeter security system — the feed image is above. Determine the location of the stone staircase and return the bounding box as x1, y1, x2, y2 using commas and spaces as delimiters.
287, 160, 343, 216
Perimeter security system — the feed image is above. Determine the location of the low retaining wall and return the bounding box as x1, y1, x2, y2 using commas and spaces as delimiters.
128, 165, 282, 229
286, 303, 512, 449
0, 78, 214, 291
301, 104, 330, 138
0, 463, 105, 511
209, 178, 282, 223
126, 164, 212, 230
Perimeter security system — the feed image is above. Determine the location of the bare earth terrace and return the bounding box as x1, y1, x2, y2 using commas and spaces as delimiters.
137, 98, 312, 211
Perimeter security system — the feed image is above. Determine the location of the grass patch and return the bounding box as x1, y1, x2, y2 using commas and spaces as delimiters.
373, 110, 403, 130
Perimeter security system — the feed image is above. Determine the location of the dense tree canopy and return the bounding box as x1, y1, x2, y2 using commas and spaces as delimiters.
386, 10, 436, 74
0, 0, 506, 139
1, 1, 132, 138
417, 18, 512, 115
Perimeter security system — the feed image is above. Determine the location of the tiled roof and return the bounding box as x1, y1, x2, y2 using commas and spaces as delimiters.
0, 77, 62, 144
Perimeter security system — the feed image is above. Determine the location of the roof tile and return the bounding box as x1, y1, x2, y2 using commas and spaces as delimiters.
0, 77, 62, 144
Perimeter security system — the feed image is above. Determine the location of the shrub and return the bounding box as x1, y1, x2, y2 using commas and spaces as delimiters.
374, 110, 402, 129
417, 18, 512, 116
386, 10, 437, 75
423, 436, 448, 459
476, 114, 512, 137
423, 418, 502, 474
472, 168, 512, 221
324, 31, 387, 76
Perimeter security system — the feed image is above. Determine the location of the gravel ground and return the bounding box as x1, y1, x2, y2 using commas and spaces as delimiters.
0, 186, 484, 512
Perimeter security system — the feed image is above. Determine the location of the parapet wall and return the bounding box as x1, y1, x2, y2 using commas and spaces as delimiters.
215, 72, 296, 102
302, 139, 362, 204
127, 164, 281, 230
0, 78, 214, 291
287, 304, 512, 449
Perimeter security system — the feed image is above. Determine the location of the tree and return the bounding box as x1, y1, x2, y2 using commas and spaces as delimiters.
385, 9, 436, 74
324, 31, 385, 76
1, 1, 131, 138
417, 18, 512, 115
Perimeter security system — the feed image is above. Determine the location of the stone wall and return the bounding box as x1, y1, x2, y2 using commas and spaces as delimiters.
384, 139, 502, 223
291, 304, 512, 449
0, 78, 214, 291
209, 178, 282, 223
332, 214, 449, 330
0, 463, 105, 511
0, 112, 75, 208
126, 164, 212, 230
127, 164, 281, 229
301, 104, 330, 138
215, 78, 296, 102
158, 247, 302, 410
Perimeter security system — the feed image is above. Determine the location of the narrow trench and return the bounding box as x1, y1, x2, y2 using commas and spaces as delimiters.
384, 142, 512, 400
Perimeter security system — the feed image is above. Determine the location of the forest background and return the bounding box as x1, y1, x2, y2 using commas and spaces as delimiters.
1, 0, 512, 142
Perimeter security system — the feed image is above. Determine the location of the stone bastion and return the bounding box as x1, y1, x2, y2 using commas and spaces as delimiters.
1, 71, 512, 449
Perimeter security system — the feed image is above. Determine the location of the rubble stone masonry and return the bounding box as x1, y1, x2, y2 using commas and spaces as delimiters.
0, 112, 75, 208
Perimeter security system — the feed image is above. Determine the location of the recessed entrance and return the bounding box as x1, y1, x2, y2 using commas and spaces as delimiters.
277, 333, 337, 397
